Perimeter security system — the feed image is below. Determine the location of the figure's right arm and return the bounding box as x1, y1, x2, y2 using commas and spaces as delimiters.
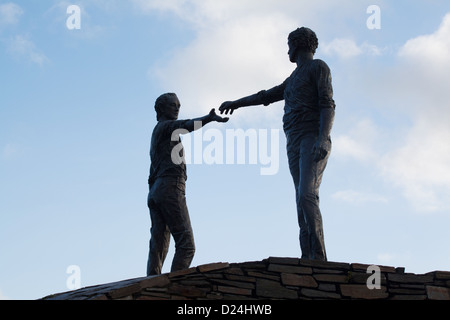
219, 81, 286, 115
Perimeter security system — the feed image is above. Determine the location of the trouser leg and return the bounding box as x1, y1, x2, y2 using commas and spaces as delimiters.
288, 134, 330, 261
147, 192, 170, 276
288, 137, 310, 259
147, 212, 170, 275
166, 181, 195, 272
147, 178, 195, 275
299, 135, 329, 260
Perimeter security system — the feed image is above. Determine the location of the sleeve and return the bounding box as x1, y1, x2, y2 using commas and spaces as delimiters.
315, 60, 336, 110
156, 120, 193, 143
167, 119, 197, 134
258, 79, 287, 106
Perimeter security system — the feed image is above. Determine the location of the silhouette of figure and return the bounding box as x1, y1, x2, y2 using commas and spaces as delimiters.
220, 27, 335, 261
147, 93, 228, 275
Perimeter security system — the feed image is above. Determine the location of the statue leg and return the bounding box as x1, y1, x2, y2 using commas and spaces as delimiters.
147, 181, 171, 276
160, 178, 195, 273
287, 134, 311, 259
298, 135, 329, 261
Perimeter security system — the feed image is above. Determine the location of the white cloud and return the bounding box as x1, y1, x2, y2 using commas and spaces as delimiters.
332, 190, 388, 205
141, 0, 360, 124
333, 118, 382, 163
132, 0, 191, 20
0, 2, 23, 26
379, 120, 450, 212
137, 1, 450, 213
144, 1, 298, 124
0, 3, 50, 66
320, 38, 383, 59
7, 35, 49, 66
132, 0, 333, 27
377, 13, 450, 213
151, 13, 294, 123
399, 13, 450, 70
328, 12, 450, 214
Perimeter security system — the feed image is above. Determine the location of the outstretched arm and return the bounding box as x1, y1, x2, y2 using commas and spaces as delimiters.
219, 81, 286, 115
201, 108, 230, 125
182, 109, 229, 132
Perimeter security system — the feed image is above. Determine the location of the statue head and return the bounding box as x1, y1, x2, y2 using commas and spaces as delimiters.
155, 92, 180, 121
288, 27, 318, 62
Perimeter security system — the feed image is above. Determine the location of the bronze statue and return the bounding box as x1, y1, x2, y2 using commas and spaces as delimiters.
147, 93, 229, 275
220, 27, 335, 261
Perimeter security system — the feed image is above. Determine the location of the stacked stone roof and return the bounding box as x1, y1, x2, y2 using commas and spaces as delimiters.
42, 257, 450, 300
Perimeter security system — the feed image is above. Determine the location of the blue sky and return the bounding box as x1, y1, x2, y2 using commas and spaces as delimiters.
1, 0, 450, 300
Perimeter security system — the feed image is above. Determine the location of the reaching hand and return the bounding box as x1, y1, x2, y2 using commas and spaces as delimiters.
209, 108, 229, 123
219, 101, 240, 115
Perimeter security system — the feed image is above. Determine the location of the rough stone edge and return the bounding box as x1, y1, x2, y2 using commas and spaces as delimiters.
40, 257, 450, 300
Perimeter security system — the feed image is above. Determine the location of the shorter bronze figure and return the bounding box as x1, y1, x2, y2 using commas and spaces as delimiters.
147, 93, 228, 276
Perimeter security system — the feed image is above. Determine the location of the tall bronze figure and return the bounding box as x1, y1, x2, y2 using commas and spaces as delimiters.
220, 27, 335, 261
147, 93, 228, 275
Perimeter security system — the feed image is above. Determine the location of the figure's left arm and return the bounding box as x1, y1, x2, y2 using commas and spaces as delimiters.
313, 60, 336, 161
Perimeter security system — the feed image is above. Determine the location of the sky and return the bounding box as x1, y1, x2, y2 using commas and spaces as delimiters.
1, 0, 450, 300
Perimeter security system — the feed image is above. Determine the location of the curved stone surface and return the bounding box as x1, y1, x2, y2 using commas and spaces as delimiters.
41, 257, 450, 300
